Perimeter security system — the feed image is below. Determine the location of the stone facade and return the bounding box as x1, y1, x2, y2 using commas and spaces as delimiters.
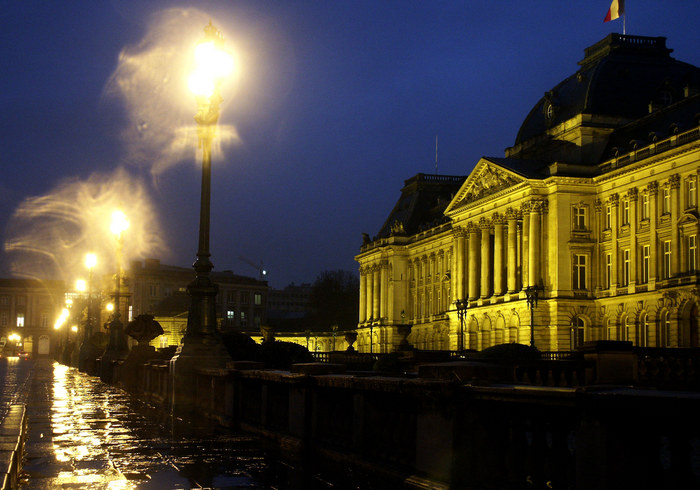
356, 34, 700, 353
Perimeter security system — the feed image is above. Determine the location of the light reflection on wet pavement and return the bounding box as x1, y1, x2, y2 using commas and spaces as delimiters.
19, 360, 272, 489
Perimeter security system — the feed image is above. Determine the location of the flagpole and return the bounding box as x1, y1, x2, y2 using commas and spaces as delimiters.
623, 12, 626, 35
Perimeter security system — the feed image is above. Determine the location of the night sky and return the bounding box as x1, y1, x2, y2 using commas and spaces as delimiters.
1, 1, 699, 289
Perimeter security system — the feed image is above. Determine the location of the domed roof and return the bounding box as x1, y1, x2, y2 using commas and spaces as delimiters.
514, 34, 700, 147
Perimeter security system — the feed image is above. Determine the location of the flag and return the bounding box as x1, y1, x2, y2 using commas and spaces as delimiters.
604, 0, 625, 22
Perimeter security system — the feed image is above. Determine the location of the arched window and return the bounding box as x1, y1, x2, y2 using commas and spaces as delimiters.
638, 313, 649, 347
571, 317, 585, 350
659, 310, 671, 347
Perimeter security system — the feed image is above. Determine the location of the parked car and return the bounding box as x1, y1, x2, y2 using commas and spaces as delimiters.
17, 351, 30, 360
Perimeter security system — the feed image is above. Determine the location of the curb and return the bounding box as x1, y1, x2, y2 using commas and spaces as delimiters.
0, 404, 27, 489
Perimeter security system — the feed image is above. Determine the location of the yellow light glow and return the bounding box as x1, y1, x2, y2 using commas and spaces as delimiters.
71, 325, 78, 333
75, 279, 87, 292
54, 308, 70, 329
85, 252, 97, 270
65, 298, 73, 307
188, 40, 234, 98
106, 303, 114, 312
110, 210, 129, 237
8, 334, 21, 342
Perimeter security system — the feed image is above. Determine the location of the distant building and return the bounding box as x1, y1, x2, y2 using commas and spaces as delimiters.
356, 34, 700, 353
265, 283, 313, 333
128, 259, 267, 346
0, 278, 66, 357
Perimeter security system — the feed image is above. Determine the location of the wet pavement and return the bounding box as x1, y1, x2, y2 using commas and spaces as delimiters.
12, 358, 278, 489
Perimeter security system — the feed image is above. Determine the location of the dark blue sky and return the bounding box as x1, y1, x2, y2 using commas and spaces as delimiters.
1, 1, 699, 289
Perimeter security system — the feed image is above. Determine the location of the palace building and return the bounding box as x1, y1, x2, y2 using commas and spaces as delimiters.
356, 34, 700, 353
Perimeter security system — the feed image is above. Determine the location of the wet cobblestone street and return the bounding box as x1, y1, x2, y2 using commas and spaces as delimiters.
16, 359, 275, 489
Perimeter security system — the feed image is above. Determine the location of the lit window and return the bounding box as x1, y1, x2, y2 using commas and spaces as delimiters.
660, 310, 671, 347
641, 193, 649, 220
662, 187, 671, 214
621, 199, 629, 225
573, 206, 586, 230
16, 313, 24, 327
226, 310, 235, 320
254, 293, 262, 306
622, 249, 630, 286
663, 240, 672, 279
573, 254, 587, 289
689, 235, 698, 272
641, 245, 650, 283
688, 178, 697, 208
605, 205, 612, 229
605, 253, 612, 289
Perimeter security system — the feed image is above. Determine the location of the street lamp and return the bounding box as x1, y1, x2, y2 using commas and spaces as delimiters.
454, 299, 468, 353
171, 22, 234, 413
525, 285, 542, 348
100, 210, 130, 381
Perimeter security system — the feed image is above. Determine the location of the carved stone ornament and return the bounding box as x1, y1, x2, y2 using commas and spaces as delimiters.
390, 220, 406, 235
458, 165, 521, 207
125, 314, 164, 345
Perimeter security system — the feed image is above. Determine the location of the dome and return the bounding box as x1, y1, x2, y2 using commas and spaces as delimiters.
514, 34, 700, 149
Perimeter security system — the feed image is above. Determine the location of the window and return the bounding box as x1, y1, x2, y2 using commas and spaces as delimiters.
641, 193, 650, 220
226, 310, 235, 320
625, 316, 635, 344
605, 205, 612, 229
573, 254, 587, 289
241, 292, 249, 305
605, 253, 612, 289
16, 296, 25, 306
571, 317, 585, 349
688, 178, 698, 208
149, 284, 158, 297
690, 235, 698, 273
0, 296, 8, 306
0, 312, 7, 327
621, 199, 629, 225
573, 206, 586, 230
41, 313, 48, 329
622, 249, 630, 286
254, 293, 262, 306
641, 245, 650, 283
660, 310, 671, 347
638, 313, 649, 347
662, 187, 671, 214
663, 240, 672, 279
16, 313, 24, 327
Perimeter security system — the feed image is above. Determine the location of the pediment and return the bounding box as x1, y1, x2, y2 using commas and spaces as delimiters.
445, 159, 526, 214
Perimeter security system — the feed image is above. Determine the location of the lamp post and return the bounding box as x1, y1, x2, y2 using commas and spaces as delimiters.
100, 211, 130, 382
79, 253, 97, 372
525, 285, 541, 348
170, 22, 234, 414
454, 299, 468, 353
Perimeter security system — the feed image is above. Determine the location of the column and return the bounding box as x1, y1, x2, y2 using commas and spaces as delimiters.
649, 182, 658, 286
671, 174, 681, 276
380, 260, 388, 321
506, 208, 519, 293
454, 229, 465, 300
366, 266, 374, 321
610, 194, 619, 288
480, 217, 491, 298
359, 270, 367, 323
468, 223, 480, 300
493, 214, 505, 295
521, 203, 531, 289
372, 265, 380, 321
528, 200, 545, 288
628, 188, 638, 286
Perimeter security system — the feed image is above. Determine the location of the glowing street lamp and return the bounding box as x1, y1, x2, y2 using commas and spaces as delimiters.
171, 21, 234, 413
100, 210, 130, 381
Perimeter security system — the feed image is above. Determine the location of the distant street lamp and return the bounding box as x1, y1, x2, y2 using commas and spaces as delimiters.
171, 22, 234, 413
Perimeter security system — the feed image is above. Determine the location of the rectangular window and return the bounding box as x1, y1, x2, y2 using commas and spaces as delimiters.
254, 293, 262, 306
662, 187, 671, 214
605, 205, 612, 229
16, 313, 24, 327
690, 235, 698, 272
149, 284, 158, 297
41, 313, 48, 329
621, 199, 629, 225
623, 249, 631, 286
226, 310, 235, 320
573, 254, 587, 289
641, 193, 649, 220
241, 292, 249, 305
16, 296, 25, 306
663, 240, 672, 279
0, 296, 8, 306
0, 312, 7, 327
605, 253, 612, 289
688, 178, 698, 208
573, 206, 586, 230
642, 245, 650, 283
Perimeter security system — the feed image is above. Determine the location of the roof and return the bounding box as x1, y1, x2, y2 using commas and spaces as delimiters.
375, 173, 465, 239
515, 34, 700, 148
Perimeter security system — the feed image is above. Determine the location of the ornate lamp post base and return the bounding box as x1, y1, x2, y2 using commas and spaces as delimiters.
100, 316, 130, 383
